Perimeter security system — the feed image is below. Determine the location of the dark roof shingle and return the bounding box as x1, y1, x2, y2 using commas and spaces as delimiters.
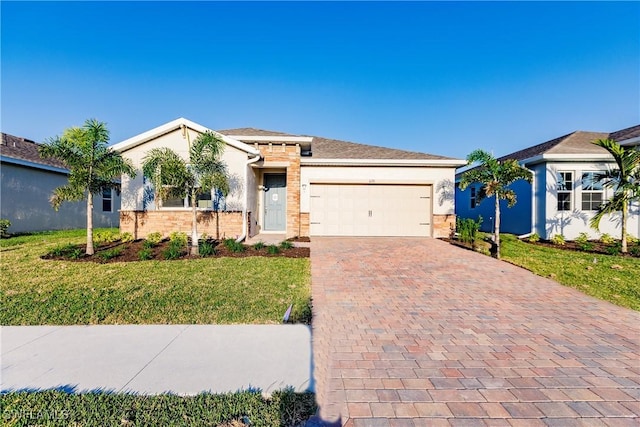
610, 124, 640, 143
218, 127, 456, 160
1, 133, 67, 170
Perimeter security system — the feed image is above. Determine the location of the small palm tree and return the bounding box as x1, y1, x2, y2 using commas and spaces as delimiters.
459, 149, 532, 259
142, 131, 229, 255
590, 138, 640, 254
39, 119, 136, 255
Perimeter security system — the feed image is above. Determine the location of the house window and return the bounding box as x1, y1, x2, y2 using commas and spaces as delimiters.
557, 171, 572, 211
102, 189, 113, 212
581, 171, 604, 211
470, 187, 477, 209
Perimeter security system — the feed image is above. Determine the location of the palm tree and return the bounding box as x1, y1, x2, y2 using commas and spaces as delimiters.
142, 130, 229, 255
459, 149, 532, 259
39, 119, 136, 255
590, 138, 640, 254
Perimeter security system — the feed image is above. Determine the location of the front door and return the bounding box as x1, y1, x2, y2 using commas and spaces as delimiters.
263, 174, 286, 231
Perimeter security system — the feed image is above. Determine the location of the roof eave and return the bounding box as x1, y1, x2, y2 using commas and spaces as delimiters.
1, 155, 69, 174
301, 158, 465, 167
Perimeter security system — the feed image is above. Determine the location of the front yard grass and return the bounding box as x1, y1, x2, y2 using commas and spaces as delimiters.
500, 234, 640, 311
1, 389, 317, 427
1, 229, 311, 325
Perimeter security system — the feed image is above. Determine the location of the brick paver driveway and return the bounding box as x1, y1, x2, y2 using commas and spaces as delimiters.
310, 237, 639, 426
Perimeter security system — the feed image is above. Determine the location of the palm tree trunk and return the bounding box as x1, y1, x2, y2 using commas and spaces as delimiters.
493, 196, 501, 259
86, 192, 94, 255
621, 200, 628, 254
191, 189, 199, 256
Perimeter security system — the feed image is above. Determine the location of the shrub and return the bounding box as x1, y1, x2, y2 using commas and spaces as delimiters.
267, 244, 280, 255
456, 216, 483, 247
146, 232, 163, 246
253, 241, 266, 250
280, 240, 294, 250
600, 233, 615, 245
528, 233, 540, 243
0, 219, 11, 237
98, 247, 123, 260
626, 234, 639, 245
169, 231, 188, 247
578, 242, 595, 252
605, 241, 622, 256
163, 241, 185, 260
551, 234, 566, 246
199, 240, 216, 257
138, 248, 154, 260
48, 243, 78, 257
120, 232, 134, 243
69, 248, 84, 260
629, 244, 640, 257
224, 238, 245, 253
94, 230, 120, 245
575, 232, 589, 245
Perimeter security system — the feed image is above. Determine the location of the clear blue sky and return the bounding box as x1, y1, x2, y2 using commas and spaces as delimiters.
2, 1, 638, 159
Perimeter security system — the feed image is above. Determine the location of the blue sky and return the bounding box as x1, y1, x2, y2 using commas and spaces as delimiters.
1, 1, 638, 159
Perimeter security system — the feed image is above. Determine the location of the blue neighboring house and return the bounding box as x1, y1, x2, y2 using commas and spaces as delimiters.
455, 124, 640, 240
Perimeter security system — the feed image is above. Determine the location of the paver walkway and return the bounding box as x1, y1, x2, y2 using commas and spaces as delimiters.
310, 237, 640, 426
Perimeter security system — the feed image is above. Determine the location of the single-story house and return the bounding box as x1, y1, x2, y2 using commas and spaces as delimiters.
455, 124, 640, 240
113, 118, 465, 240
0, 133, 121, 233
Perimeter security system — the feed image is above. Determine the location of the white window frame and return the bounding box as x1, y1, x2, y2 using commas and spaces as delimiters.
470, 186, 477, 209
102, 188, 113, 212
581, 171, 605, 211
556, 171, 573, 212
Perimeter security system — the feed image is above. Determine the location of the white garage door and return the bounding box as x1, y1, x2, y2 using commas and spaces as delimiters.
310, 184, 432, 236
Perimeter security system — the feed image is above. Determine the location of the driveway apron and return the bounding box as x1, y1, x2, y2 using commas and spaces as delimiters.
310, 237, 639, 426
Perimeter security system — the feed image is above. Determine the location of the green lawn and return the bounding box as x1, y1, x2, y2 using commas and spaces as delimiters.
1, 229, 311, 325
0, 389, 316, 427
500, 234, 640, 311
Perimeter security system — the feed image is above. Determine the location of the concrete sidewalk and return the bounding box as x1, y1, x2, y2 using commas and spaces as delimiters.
1, 324, 313, 395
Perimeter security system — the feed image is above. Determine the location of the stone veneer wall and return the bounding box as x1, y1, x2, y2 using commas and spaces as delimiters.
432, 214, 455, 238
299, 212, 310, 237
255, 143, 301, 239
120, 210, 244, 240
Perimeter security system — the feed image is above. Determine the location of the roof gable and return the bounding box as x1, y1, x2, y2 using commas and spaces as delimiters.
1, 133, 68, 171
112, 118, 260, 156
497, 131, 610, 163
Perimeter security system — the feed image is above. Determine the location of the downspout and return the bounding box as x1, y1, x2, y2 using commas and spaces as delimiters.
236, 152, 262, 242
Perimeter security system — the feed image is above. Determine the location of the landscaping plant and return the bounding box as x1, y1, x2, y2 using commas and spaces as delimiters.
589, 138, 640, 254
38, 119, 136, 255
458, 149, 532, 259
0, 219, 11, 237
456, 216, 483, 248
142, 131, 230, 255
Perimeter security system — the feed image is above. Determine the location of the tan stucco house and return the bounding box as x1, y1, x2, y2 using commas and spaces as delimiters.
112, 118, 465, 240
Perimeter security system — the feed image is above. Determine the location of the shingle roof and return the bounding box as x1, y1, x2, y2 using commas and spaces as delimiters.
610, 124, 640, 143
218, 128, 457, 160
0, 133, 67, 170
497, 131, 610, 163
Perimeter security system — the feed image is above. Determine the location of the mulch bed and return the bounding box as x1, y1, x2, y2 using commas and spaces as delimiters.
41, 239, 310, 263
441, 237, 639, 258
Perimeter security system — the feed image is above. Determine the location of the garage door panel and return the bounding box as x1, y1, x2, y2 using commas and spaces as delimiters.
310, 184, 432, 237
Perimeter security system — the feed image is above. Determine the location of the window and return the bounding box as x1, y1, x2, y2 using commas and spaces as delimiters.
102, 189, 113, 212
557, 172, 572, 211
470, 187, 477, 209
581, 171, 604, 211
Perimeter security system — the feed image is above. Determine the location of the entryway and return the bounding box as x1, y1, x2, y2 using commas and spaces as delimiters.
263, 173, 286, 231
